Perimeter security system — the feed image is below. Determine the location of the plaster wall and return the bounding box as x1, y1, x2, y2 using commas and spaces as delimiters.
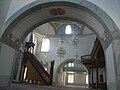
88, 0, 120, 30
34, 33, 95, 83
112, 39, 120, 89
35, 35, 95, 63
0, 44, 15, 87
23, 32, 95, 84
0, 0, 12, 37
74, 73, 86, 85
6, 0, 36, 21
105, 44, 117, 90
3, 0, 120, 34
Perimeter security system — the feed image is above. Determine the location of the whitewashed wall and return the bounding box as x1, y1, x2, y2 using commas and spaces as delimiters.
0, 0, 11, 37
31, 32, 95, 84
0, 44, 16, 87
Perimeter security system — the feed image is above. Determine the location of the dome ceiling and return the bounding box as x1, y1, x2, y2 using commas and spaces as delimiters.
34, 21, 94, 37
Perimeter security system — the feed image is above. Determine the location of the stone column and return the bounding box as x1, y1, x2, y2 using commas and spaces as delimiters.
91, 66, 93, 87
96, 63, 99, 88
88, 69, 91, 87
112, 38, 120, 90
105, 44, 117, 90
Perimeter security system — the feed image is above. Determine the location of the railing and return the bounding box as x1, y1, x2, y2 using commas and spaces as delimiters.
81, 55, 91, 61
24, 52, 50, 85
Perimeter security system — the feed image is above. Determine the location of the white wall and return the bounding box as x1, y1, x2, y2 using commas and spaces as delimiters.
88, 0, 120, 30
35, 33, 95, 64
0, 0, 12, 37
3, 0, 120, 32
33, 32, 95, 83
0, 44, 16, 87
112, 39, 120, 89
6, 0, 36, 21
105, 44, 117, 90
23, 32, 95, 84
74, 73, 86, 85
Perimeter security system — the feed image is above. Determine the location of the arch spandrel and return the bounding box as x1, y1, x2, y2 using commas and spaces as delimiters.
0, 0, 118, 50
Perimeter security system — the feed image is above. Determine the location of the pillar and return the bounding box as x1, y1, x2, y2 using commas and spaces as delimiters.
105, 44, 117, 90
96, 62, 99, 88
88, 68, 91, 87
50, 60, 55, 85
91, 66, 93, 87
112, 38, 120, 90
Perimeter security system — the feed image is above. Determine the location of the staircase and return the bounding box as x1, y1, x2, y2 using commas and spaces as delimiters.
23, 52, 50, 85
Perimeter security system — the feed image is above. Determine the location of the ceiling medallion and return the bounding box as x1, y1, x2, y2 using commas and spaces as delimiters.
49, 8, 65, 16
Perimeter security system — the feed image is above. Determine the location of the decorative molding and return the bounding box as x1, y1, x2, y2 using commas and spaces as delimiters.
49, 8, 65, 16
7, 33, 19, 42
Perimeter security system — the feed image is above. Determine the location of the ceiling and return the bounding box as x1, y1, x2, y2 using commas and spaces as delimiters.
34, 21, 94, 37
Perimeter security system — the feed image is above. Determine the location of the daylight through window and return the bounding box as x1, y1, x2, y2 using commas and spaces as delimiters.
65, 25, 72, 34
41, 38, 50, 52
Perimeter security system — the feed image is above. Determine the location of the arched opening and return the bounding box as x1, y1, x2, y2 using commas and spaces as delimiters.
0, 1, 119, 90
57, 59, 88, 87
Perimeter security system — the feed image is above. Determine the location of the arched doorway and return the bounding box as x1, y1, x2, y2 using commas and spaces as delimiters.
57, 59, 88, 87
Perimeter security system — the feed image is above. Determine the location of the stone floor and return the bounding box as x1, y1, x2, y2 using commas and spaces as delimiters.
0, 83, 94, 90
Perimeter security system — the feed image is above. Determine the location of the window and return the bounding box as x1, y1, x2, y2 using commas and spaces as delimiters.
65, 25, 72, 34
86, 74, 88, 84
41, 38, 50, 52
23, 66, 28, 80
68, 62, 74, 67
68, 74, 74, 83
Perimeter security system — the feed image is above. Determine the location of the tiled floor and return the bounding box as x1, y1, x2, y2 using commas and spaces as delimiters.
1, 84, 93, 90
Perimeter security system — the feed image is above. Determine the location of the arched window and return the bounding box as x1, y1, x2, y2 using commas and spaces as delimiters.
41, 38, 50, 52
65, 25, 72, 34
68, 62, 74, 67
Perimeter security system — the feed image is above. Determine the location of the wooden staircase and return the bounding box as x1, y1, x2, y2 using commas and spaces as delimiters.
22, 52, 50, 85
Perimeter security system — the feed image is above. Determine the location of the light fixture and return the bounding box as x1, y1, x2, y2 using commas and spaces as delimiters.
56, 39, 66, 58
74, 47, 80, 64
71, 34, 79, 47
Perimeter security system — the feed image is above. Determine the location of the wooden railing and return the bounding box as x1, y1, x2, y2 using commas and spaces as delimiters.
24, 52, 50, 85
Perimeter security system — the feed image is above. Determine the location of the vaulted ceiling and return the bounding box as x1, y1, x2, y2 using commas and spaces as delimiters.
34, 21, 94, 37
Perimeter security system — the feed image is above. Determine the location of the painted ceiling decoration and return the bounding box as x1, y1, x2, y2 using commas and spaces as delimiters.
49, 8, 65, 16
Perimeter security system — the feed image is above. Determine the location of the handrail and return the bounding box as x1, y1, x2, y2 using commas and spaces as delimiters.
24, 52, 50, 85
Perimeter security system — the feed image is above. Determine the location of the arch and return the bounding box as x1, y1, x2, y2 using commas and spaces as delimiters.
0, 0, 119, 89
0, 0, 119, 50
56, 58, 87, 73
